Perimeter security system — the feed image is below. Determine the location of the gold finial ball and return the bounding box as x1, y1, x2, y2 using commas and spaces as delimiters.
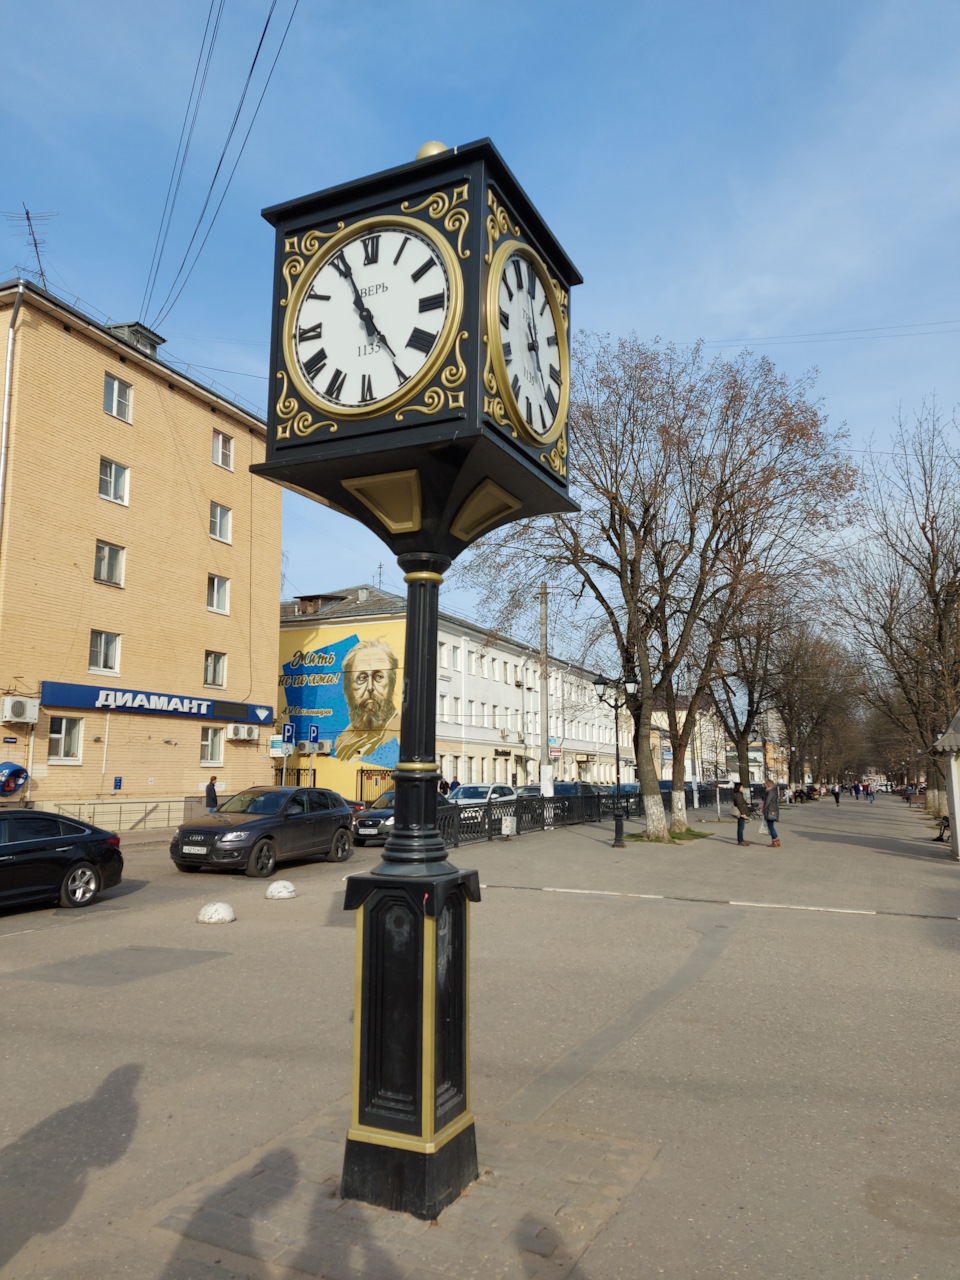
415, 140, 448, 160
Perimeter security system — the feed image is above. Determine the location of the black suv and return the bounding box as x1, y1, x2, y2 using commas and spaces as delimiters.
170, 786, 353, 877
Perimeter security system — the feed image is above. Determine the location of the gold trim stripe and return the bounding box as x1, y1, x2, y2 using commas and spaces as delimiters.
394, 761, 439, 772
403, 571, 444, 584
422, 914, 437, 1142
351, 903, 364, 1132
347, 1109, 475, 1155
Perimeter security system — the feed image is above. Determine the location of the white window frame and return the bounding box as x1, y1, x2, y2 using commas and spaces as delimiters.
439, 692, 448, 720
467, 649, 476, 675
48, 716, 83, 764
98, 457, 129, 505
94, 540, 125, 587
451, 646, 460, 671
204, 650, 227, 688
212, 428, 234, 470
452, 696, 461, 722
88, 629, 120, 674
438, 642, 447, 668
200, 725, 224, 765
207, 574, 230, 614
467, 699, 475, 725
103, 373, 133, 422
209, 501, 232, 543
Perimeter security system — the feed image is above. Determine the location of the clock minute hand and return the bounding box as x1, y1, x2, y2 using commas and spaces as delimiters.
526, 317, 546, 392
339, 257, 378, 340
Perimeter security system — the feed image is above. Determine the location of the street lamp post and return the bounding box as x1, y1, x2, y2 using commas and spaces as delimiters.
592, 675, 638, 848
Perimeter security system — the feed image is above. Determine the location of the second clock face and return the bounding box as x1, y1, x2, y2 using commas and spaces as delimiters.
285, 218, 461, 415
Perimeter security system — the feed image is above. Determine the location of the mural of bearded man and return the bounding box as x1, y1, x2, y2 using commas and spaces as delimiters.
334, 637, 400, 761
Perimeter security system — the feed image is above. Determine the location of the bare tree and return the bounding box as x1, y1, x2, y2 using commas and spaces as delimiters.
843, 401, 960, 816
455, 334, 854, 837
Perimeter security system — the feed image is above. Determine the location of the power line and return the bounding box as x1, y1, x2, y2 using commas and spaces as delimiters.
695, 319, 960, 349
151, 0, 300, 330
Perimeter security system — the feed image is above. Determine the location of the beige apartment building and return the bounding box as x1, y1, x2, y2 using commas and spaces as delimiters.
0, 280, 282, 825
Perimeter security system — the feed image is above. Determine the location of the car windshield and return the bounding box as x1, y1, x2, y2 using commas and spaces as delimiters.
453, 786, 488, 799
368, 792, 395, 810
218, 790, 286, 815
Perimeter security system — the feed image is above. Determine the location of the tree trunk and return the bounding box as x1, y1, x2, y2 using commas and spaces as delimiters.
737, 736, 751, 788
670, 778, 688, 832
634, 711, 669, 839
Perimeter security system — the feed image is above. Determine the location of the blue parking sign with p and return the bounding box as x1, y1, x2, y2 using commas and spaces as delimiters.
281, 722, 294, 744
308, 723, 319, 744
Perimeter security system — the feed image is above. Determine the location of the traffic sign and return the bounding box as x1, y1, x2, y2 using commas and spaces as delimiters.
308, 723, 319, 743
281, 722, 294, 743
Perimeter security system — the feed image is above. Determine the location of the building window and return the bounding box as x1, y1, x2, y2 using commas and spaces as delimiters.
94, 540, 124, 586
207, 574, 229, 614
98, 457, 129, 504
490, 658, 498, 681
467, 649, 476, 675
439, 693, 448, 720
209, 502, 232, 543
103, 373, 133, 422
48, 716, 82, 762
479, 654, 487, 678
200, 725, 224, 765
452, 696, 461, 722
503, 663, 510, 685
89, 630, 120, 673
204, 650, 227, 687
492, 705, 498, 728
212, 429, 233, 469
451, 646, 460, 671
438, 642, 447, 667
467, 700, 475, 725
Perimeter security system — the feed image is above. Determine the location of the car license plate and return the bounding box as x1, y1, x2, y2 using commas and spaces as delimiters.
358, 826, 378, 834
182, 844, 206, 853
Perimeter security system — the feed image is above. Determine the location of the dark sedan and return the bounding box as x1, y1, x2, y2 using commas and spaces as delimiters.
170, 786, 353, 877
352, 791, 455, 846
0, 808, 123, 909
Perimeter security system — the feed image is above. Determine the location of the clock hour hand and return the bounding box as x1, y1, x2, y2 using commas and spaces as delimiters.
526, 317, 546, 393
338, 255, 379, 339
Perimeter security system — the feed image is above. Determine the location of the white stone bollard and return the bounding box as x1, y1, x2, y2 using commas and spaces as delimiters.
197, 901, 236, 924
265, 880, 297, 899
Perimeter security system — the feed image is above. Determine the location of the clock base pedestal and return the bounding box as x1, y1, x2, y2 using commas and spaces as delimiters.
341, 1123, 478, 1221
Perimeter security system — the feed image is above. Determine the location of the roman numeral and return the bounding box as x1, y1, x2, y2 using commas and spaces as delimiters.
330, 251, 350, 278
512, 258, 524, 291
503, 342, 512, 364
325, 368, 346, 399
499, 307, 510, 329
303, 347, 328, 380
411, 258, 436, 282
419, 292, 445, 312
393, 361, 409, 384
527, 263, 537, 297
307, 288, 331, 302
406, 327, 436, 354
502, 273, 513, 302
298, 321, 323, 342
362, 235, 380, 265
546, 334, 558, 346
545, 387, 558, 416
511, 373, 521, 399
361, 374, 374, 402
549, 364, 562, 387
525, 397, 533, 426
540, 297, 549, 316
539, 405, 548, 433
393, 236, 410, 265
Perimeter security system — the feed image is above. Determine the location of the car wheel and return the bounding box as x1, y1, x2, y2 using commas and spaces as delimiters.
173, 862, 201, 873
245, 840, 277, 878
327, 827, 354, 863
60, 861, 101, 908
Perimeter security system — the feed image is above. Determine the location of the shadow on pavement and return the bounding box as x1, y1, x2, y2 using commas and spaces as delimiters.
800, 828, 960, 865
0, 1063, 143, 1270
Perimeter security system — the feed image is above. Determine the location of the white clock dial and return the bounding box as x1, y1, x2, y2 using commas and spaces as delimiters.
497, 249, 563, 439
289, 223, 454, 412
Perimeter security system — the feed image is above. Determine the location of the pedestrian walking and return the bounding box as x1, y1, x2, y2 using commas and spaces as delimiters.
438, 777, 450, 796
763, 778, 780, 847
867, 783, 875, 804
853, 782, 861, 800
832, 783, 841, 806
732, 781, 752, 845
205, 776, 219, 813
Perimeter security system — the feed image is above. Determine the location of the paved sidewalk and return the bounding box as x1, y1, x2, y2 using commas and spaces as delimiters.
4, 795, 960, 1279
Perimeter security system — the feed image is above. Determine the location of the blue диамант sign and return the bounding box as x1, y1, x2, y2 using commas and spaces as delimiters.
40, 682, 272, 724
114, 777, 122, 791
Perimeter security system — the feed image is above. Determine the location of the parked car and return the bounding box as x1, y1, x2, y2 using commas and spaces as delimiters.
170, 786, 353, 876
552, 781, 600, 796
448, 784, 518, 805
0, 808, 123, 909
515, 785, 542, 797
353, 790, 455, 846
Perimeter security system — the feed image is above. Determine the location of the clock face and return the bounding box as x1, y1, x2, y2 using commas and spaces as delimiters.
489, 241, 568, 444
284, 217, 461, 416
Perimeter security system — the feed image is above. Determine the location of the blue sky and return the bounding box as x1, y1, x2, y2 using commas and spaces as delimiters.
4, 0, 959, 610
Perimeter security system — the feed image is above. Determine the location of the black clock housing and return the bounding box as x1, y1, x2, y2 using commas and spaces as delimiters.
253, 138, 581, 559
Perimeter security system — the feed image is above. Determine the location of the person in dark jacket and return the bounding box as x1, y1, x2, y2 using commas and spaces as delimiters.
732, 781, 752, 845
205, 776, 219, 813
763, 778, 780, 847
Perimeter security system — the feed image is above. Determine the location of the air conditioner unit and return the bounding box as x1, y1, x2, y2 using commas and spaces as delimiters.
296, 740, 311, 754
227, 723, 246, 740
317, 739, 333, 755
1, 696, 39, 724
244, 724, 259, 741
499, 729, 509, 740
514, 680, 523, 687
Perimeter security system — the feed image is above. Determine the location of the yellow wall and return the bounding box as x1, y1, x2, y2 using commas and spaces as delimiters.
0, 292, 282, 810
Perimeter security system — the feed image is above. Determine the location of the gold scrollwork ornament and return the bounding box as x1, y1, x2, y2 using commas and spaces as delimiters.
402, 185, 470, 259
484, 189, 520, 264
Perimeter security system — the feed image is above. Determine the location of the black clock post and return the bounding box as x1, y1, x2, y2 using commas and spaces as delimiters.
254, 139, 580, 1219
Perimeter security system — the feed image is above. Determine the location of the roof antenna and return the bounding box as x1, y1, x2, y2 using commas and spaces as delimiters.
2, 204, 57, 290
